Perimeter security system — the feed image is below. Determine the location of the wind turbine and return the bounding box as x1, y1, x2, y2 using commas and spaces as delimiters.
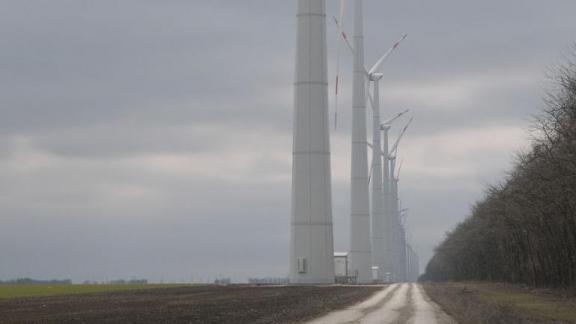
334, 1, 408, 283
366, 109, 407, 282
365, 36, 407, 281
393, 158, 409, 282
367, 110, 408, 193
290, 0, 334, 284
388, 118, 413, 222
387, 117, 413, 282
334, 2, 407, 283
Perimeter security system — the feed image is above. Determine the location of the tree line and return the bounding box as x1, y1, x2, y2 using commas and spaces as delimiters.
422, 56, 576, 288
0, 278, 72, 285
0, 278, 150, 285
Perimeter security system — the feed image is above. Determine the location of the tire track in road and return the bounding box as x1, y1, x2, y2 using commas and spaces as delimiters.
306, 283, 454, 324
360, 283, 409, 323
395, 283, 415, 324
408, 284, 456, 324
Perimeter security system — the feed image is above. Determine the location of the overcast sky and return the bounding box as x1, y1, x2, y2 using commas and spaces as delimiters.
1, 1, 575, 283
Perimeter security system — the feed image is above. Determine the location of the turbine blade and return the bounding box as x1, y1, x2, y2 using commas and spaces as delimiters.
389, 117, 414, 156
396, 159, 404, 179
368, 163, 373, 185
367, 86, 376, 112
368, 34, 408, 75
334, 74, 339, 129
381, 109, 410, 126
333, 31, 341, 129
333, 16, 355, 55
333, 16, 370, 78
339, 0, 345, 27
333, 0, 346, 130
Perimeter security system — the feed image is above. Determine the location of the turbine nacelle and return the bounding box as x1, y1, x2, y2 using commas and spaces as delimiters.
369, 72, 384, 82
380, 124, 391, 131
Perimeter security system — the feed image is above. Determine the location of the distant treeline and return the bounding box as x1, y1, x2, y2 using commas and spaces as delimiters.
106, 279, 148, 285
0, 278, 149, 285
423, 57, 576, 288
248, 277, 289, 285
0, 278, 72, 285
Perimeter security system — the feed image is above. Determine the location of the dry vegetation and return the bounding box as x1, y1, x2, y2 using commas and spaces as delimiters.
423, 56, 576, 289
424, 282, 576, 324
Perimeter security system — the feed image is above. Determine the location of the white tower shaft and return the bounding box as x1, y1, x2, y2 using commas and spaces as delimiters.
349, 0, 372, 283
290, 0, 335, 284
382, 127, 393, 280
390, 157, 402, 282
393, 172, 407, 282
370, 78, 385, 281
399, 220, 407, 282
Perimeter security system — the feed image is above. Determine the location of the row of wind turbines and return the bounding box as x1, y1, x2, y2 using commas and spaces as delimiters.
289, 0, 419, 284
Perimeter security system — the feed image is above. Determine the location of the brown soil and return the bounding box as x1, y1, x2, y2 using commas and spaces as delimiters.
0, 285, 379, 324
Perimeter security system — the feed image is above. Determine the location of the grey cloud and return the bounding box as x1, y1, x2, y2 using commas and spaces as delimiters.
0, 0, 575, 281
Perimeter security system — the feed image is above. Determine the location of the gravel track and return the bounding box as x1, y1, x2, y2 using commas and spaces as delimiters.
307, 283, 455, 324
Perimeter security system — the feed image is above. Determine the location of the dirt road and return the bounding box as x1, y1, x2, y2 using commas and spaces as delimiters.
307, 283, 455, 324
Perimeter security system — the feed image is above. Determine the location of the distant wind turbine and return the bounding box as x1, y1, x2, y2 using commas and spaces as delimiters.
387, 117, 413, 282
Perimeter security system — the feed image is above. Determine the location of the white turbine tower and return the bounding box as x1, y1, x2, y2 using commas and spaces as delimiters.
290, 0, 334, 284
368, 70, 385, 282
390, 159, 404, 281
348, 0, 371, 283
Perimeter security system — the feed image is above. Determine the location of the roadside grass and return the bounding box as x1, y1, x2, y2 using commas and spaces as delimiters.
473, 284, 576, 323
0, 284, 192, 299
424, 282, 576, 324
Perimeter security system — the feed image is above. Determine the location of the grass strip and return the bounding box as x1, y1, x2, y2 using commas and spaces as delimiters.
0, 284, 192, 299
